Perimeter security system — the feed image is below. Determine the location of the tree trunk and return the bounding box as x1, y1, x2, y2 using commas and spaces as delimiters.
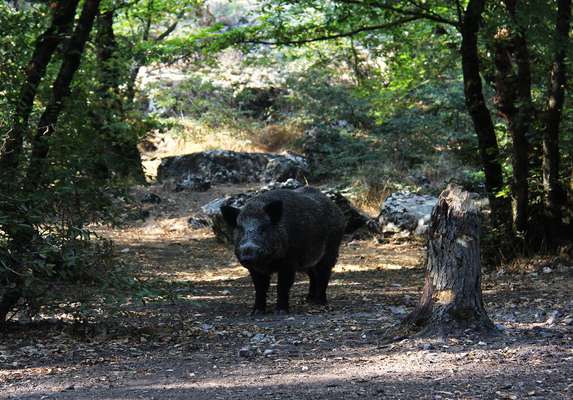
542, 0, 571, 231
25, 0, 101, 186
493, 12, 533, 237
0, 0, 80, 177
460, 0, 512, 237
94, 10, 146, 183
511, 32, 533, 237
404, 185, 495, 336
96, 10, 121, 104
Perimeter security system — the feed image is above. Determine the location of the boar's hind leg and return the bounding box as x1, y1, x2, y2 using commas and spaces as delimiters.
276, 269, 296, 314
311, 246, 339, 305
250, 270, 270, 315
306, 270, 316, 302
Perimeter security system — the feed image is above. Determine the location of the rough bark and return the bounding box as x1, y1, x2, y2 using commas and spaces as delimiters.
460, 0, 512, 236
0, 0, 80, 177
404, 185, 495, 336
493, 3, 533, 236
510, 32, 533, 236
26, 0, 102, 185
96, 10, 121, 104
95, 10, 146, 182
543, 0, 571, 228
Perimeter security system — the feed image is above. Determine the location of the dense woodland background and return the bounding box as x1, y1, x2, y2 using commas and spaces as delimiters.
0, 0, 572, 327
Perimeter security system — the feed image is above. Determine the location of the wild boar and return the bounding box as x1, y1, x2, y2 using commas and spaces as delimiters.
221, 187, 346, 314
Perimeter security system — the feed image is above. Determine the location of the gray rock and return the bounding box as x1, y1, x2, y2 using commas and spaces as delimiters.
157, 150, 309, 185
261, 154, 308, 183
175, 175, 211, 192
379, 191, 438, 235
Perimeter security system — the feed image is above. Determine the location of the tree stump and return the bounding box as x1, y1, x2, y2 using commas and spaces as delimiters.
404, 184, 495, 336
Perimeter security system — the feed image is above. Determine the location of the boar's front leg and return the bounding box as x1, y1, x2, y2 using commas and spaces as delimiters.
249, 270, 270, 315
276, 268, 295, 314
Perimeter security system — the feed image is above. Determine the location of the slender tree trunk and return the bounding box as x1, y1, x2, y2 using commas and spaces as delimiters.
25, 0, 102, 186
493, 4, 533, 237
511, 32, 533, 236
95, 10, 146, 183
543, 0, 571, 230
96, 10, 121, 104
404, 185, 495, 336
0, 0, 80, 176
125, 4, 181, 106
460, 0, 512, 237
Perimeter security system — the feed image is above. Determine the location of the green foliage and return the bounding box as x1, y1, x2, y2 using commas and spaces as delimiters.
0, 0, 208, 324
0, 3, 46, 127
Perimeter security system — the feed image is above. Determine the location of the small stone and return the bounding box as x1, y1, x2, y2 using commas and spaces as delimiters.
141, 192, 162, 204
238, 347, 253, 358
188, 217, 209, 229
263, 349, 275, 357
546, 310, 560, 325
389, 306, 407, 315
495, 323, 507, 331
175, 176, 211, 192
301, 366, 309, 371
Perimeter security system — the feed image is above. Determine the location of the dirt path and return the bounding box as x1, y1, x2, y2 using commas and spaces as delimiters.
1, 184, 572, 399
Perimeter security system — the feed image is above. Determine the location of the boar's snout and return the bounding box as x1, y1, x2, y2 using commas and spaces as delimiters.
237, 243, 264, 266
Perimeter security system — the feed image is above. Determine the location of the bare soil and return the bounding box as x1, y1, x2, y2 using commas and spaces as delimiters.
1, 183, 572, 400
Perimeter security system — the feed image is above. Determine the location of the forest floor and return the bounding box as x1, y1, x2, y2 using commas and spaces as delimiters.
1, 183, 572, 400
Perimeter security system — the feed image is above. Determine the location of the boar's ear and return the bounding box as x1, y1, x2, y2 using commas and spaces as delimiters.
220, 205, 240, 228
264, 200, 283, 224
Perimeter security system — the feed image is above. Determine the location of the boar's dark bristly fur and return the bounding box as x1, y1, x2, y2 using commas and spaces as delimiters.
221, 187, 346, 314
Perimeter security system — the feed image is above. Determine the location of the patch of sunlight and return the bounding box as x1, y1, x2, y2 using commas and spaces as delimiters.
184, 294, 230, 301
165, 267, 247, 282
334, 261, 414, 272
0, 366, 74, 379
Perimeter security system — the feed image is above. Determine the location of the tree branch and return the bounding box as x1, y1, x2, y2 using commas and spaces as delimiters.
336, 0, 459, 27
454, 0, 463, 24
244, 16, 420, 46
153, 9, 186, 42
